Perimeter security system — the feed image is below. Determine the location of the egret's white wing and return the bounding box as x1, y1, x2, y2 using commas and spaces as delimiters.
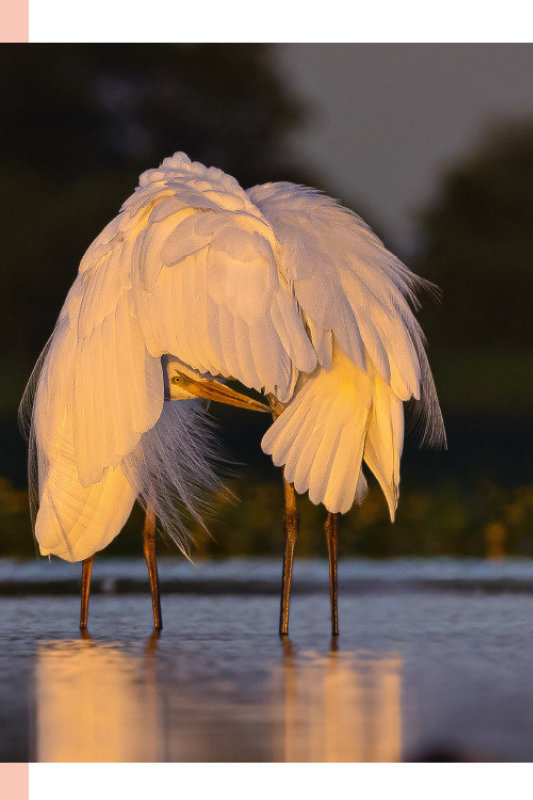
247, 182, 445, 446
24, 313, 138, 560
27, 323, 219, 561
33, 191, 167, 491
251, 181, 444, 516
24, 153, 317, 560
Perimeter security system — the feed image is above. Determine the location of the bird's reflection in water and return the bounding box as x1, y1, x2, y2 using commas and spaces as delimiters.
34, 634, 164, 762
34, 636, 402, 762
280, 641, 402, 762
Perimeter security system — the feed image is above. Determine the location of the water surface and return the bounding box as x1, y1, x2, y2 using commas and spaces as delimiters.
2, 557, 533, 762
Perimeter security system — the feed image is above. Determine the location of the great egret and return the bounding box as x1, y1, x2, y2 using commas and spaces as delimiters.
20, 152, 445, 635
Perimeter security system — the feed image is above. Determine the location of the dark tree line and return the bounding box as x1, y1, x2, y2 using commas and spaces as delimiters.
417, 118, 533, 353
0, 44, 313, 361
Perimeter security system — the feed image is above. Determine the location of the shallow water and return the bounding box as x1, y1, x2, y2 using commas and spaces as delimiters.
2, 557, 533, 762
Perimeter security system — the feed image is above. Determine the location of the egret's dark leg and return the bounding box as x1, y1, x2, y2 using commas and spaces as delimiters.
279, 479, 299, 637
325, 512, 339, 636
80, 556, 94, 631
142, 505, 163, 630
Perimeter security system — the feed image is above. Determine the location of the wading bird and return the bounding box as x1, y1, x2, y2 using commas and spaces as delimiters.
20, 152, 445, 636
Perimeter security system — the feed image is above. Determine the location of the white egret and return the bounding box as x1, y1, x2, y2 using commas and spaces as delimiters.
20, 152, 445, 635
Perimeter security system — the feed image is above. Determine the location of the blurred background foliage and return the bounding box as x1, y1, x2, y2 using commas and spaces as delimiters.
0, 44, 531, 559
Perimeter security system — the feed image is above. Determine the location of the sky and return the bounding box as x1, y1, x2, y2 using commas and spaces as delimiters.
276, 44, 533, 253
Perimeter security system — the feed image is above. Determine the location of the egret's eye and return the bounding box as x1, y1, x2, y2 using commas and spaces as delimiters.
171, 374, 182, 385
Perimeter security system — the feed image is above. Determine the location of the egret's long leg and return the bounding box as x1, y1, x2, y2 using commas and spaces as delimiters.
266, 395, 300, 636
279, 479, 299, 637
142, 505, 163, 630
325, 512, 339, 636
80, 556, 94, 630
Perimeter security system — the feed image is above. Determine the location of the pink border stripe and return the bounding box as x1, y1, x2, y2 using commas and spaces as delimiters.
0, 764, 29, 800
0, 0, 29, 42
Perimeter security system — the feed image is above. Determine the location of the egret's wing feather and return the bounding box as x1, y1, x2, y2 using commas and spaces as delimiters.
36, 453, 137, 562
262, 348, 373, 514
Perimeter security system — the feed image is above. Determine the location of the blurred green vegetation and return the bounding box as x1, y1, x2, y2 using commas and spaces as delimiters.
3, 472, 533, 560
0, 46, 531, 561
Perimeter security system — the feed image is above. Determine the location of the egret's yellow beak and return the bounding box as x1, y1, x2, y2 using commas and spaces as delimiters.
173, 373, 271, 413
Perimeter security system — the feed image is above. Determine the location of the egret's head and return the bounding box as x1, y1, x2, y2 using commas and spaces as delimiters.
164, 357, 270, 413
